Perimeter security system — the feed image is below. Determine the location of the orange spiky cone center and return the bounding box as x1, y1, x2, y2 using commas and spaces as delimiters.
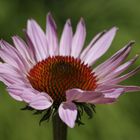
28, 56, 97, 104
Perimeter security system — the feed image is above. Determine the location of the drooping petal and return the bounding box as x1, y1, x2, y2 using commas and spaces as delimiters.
66, 88, 103, 102
46, 13, 58, 56
29, 93, 53, 110
8, 92, 23, 101
66, 88, 124, 104
103, 88, 124, 98
7, 84, 30, 101
27, 19, 49, 61
58, 102, 77, 128
59, 19, 73, 56
71, 18, 86, 58
88, 88, 124, 104
83, 27, 118, 66
7, 84, 53, 107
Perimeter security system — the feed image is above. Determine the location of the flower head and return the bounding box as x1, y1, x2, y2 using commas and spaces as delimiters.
0, 13, 140, 128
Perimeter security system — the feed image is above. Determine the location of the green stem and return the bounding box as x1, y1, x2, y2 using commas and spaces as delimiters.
52, 113, 68, 140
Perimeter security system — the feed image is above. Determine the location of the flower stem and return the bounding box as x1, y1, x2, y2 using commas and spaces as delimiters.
52, 113, 68, 140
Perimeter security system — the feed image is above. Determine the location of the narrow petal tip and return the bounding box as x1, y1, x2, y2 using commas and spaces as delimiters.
47, 12, 57, 29
111, 26, 119, 31
79, 17, 85, 26
128, 40, 135, 46
67, 19, 71, 26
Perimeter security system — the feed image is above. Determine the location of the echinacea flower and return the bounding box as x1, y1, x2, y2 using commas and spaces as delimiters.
0, 13, 140, 128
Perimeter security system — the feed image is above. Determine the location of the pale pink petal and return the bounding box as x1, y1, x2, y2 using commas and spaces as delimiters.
71, 18, 86, 58
103, 88, 124, 98
96, 46, 132, 81
90, 98, 116, 104
80, 30, 106, 60
8, 92, 23, 101
59, 19, 73, 56
0, 40, 28, 71
66, 88, 103, 103
83, 27, 118, 66
58, 102, 77, 128
12, 36, 36, 66
117, 85, 140, 92
103, 66, 140, 85
0, 63, 23, 77
46, 13, 58, 56
0, 74, 26, 86
66, 88, 124, 104
7, 84, 33, 102
98, 54, 139, 83
7, 84, 53, 105
7, 83, 53, 109
24, 31, 37, 61
29, 93, 53, 110
97, 84, 140, 93
7, 85, 27, 101
88, 88, 124, 104
93, 41, 134, 75
27, 19, 49, 61
0, 49, 25, 70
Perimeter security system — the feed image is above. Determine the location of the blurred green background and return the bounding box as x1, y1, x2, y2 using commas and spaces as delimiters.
0, 0, 140, 140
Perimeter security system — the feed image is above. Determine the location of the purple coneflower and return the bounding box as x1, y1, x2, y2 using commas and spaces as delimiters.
0, 13, 140, 130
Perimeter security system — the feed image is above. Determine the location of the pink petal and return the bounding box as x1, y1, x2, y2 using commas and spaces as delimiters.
46, 13, 58, 56
97, 84, 140, 93
7, 84, 53, 108
58, 102, 77, 128
80, 30, 106, 60
95, 42, 134, 82
29, 93, 53, 110
103, 88, 124, 98
12, 36, 36, 66
59, 19, 73, 56
7, 85, 26, 101
24, 31, 37, 61
104, 66, 140, 85
7, 84, 34, 102
71, 18, 86, 58
66, 88, 103, 103
27, 19, 49, 61
0, 74, 26, 86
98, 54, 139, 83
8, 91, 23, 101
118, 85, 140, 92
0, 63, 22, 77
89, 88, 124, 104
66, 88, 124, 104
0, 40, 27, 71
94, 41, 134, 76
83, 27, 118, 66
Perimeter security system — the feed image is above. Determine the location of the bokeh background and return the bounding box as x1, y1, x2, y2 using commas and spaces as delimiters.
0, 0, 140, 140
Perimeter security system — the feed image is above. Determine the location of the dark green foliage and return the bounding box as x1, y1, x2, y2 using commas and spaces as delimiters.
76, 103, 96, 126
